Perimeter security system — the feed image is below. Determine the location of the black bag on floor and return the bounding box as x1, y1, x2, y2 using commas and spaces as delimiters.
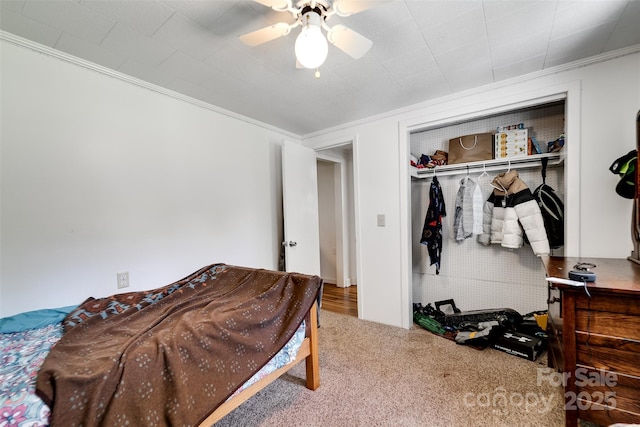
435, 307, 522, 329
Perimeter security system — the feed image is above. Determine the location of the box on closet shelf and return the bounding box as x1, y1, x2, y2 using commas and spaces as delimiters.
494, 128, 529, 159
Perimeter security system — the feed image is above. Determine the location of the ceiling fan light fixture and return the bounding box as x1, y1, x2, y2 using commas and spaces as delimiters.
294, 12, 328, 69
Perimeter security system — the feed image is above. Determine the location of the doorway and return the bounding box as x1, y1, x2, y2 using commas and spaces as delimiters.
316, 144, 357, 304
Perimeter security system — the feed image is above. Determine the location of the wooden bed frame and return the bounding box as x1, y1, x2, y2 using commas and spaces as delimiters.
199, 301, 320, 426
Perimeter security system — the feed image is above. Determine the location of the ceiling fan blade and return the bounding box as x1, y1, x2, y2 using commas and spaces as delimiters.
327, 24, 373, 59
239, 22, 292, 47
332, 0, 392, 16
254, 0, 291, 11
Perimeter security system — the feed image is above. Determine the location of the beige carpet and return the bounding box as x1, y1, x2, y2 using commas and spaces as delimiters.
213, 310, 565, 426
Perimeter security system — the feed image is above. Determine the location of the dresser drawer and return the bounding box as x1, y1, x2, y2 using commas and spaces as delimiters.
576, 293, 640, 316
576, 333, 640, 377
577, 406, 640, 426
576, 369, 640, 417
575, 308, 640, 339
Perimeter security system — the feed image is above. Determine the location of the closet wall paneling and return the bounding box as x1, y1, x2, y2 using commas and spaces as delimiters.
410, 102, 566, 315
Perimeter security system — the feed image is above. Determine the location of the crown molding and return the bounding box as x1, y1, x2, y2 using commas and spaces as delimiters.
2, 30, 638, 142
0, 30, 301, 140
302, 43, 640, 140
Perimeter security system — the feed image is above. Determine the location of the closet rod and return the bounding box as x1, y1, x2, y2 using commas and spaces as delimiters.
411, 152, 563, 179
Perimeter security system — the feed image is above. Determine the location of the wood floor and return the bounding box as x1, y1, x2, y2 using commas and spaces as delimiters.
321, 283, 357, 317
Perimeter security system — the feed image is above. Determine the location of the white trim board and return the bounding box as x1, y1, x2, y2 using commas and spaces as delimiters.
398, 82, 581, 329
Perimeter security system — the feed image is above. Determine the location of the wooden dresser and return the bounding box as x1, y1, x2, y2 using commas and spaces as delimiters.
543, 256, 640, 426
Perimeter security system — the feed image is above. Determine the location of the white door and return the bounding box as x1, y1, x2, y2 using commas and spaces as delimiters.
282, 140, 321, 276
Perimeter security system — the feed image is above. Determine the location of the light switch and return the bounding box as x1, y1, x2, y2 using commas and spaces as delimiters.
377, 214, 385, 227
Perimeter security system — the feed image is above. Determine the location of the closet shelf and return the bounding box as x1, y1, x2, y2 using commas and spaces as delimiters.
410, 152, 563, 179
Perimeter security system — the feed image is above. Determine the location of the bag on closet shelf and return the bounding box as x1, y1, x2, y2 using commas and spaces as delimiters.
448, 133, 494, 164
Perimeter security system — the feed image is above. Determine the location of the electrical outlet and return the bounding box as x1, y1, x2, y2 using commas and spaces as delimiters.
117, 272, 129, 289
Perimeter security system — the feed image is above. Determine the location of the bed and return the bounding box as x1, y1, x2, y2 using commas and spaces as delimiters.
0, 263, 322, 426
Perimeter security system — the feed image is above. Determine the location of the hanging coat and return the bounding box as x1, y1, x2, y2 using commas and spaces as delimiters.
420, 176, 447, 274
454, 177, 484, 241
477, 170, 550, 256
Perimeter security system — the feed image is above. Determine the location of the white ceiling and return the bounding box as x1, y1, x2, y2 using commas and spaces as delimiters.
2, 0, 640, 135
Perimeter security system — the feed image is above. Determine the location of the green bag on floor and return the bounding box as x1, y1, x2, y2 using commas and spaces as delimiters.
413, 312, 445, 335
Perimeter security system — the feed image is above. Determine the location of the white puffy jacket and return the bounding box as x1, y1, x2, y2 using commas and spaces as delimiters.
478, 171, 550, 256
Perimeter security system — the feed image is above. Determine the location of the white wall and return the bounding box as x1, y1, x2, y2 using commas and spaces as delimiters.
577, 54, 640, 254
304, 48, 640, 328
0, 40, 295, 317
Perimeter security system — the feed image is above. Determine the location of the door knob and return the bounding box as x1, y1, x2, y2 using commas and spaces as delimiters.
281, 241, 298, 247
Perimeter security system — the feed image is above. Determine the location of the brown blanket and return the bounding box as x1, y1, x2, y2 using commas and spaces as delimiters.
36, 263, 322, 427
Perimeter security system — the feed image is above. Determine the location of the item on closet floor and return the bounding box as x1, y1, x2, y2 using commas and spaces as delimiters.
517, 311, 548, 338
420, 176, 447, 274
413, 309, 445, 335
477, 170, 550, 256
434, 299, 460, 315
454, 320, 499, 348
448, 133, 493, 164
413, 302, 548, 355
412, 303, 483, 349
494, 128, 528, 159
609, 149, 637, 199
429, 299, 522, 330
491, 330, 544, 361
532, 157, 565, 249
434, 307, 522, 329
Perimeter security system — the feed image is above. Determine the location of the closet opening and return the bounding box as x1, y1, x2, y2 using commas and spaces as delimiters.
409, 100, 566, 318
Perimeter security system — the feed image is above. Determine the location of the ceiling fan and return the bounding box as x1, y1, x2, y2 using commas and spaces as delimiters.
239, 0, 388, 71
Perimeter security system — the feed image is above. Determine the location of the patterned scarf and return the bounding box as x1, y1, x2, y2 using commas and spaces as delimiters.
420, 176, 447, 274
